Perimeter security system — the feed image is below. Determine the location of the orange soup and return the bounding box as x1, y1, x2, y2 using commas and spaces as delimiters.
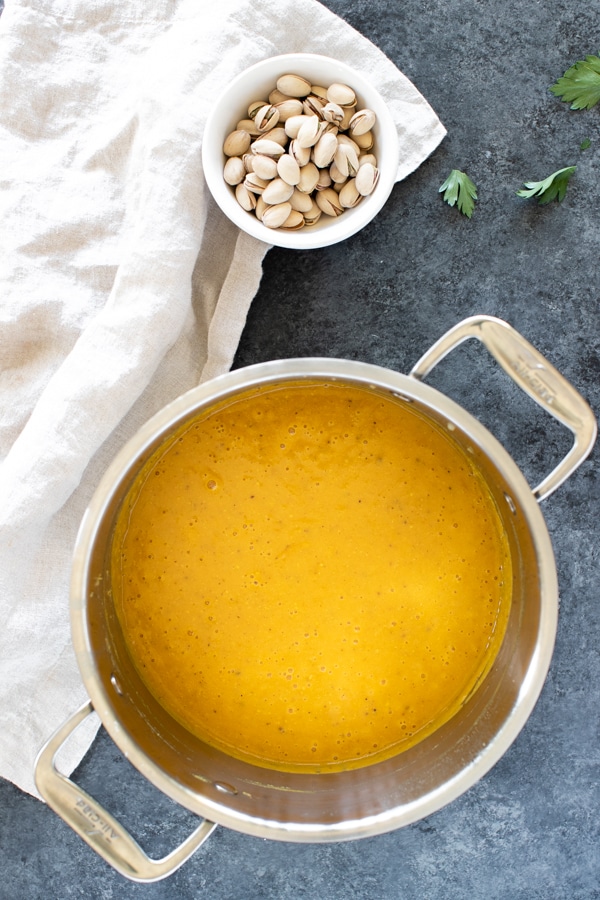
112, 380, 511, 772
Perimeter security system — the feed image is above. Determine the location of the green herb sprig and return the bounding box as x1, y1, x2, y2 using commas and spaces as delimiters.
439, 170, 478, 218
516, 166, 576, 204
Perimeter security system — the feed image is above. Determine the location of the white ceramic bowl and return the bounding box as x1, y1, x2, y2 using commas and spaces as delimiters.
202, 53, 400, 250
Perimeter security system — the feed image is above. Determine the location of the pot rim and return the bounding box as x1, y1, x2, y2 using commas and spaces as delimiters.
70, 356, 558, 841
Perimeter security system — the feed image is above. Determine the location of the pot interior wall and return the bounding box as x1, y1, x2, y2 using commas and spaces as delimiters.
80, 380, 545, 837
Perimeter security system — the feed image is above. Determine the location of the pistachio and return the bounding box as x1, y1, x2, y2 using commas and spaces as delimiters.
333, 142, 360, 178
255, 195, 268, 221
223, 129, 252, 157
289, 188, 314, 213
274, 98, 303, 122
284, 114, 312, 140
268, 127, 289, 147
235, 182, 257, 211
303, 199, 322, 225
326, 82, 356, 107
310, 84, 329, 101
236, 119, 261, 137
281, 208, 305, 230
262, 201, 293, 229
247, 100, 266, 120
316, 187, 344, 217
296, 115, 322, 149
358, 153, 378, 168
251, 138, 286, 158
244, 173, 269, 194
353, 130, 374, 151
338, 178, 362, 208
276, 73, 312, 98
252, 154, 279, 181
296, 162, 319, 194
303, 96, 325, 118
268, 88, 289, 105
254, 104, 280, 132
322, 102, 344, 126
262, 177, 294, 205
349, 108, 376, 136
289, 138, 310, 167
223, 156, 246, 185
312, 131, 338, 169
355, 162, 379, 196
315, 167, 332, 191
224, 73, 379, 230
277, 153, 301, 186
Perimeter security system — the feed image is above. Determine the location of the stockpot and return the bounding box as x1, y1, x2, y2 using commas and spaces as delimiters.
35, 316, 596, 882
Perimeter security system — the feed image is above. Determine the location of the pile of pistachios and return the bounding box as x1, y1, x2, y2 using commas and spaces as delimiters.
222, 73, 379, 231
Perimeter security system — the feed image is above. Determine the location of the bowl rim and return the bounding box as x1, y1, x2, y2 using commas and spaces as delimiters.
201, 52, 401, 250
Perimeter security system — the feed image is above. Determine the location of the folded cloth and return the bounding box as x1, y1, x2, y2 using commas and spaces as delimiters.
0, 0, 445, 798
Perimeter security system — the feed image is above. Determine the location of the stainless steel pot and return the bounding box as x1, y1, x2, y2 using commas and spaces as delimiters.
35, 316, 596, 882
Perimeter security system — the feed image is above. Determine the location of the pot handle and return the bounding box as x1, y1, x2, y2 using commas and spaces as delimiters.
34, 700, 217, 883
409, 315, 597, 501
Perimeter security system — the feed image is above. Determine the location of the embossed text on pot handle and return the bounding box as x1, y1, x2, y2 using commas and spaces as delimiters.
34, 701, 216, 883
409, 315, 597, 501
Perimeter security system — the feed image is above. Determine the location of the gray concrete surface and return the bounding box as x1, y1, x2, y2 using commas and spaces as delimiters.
1, 0, 599, 897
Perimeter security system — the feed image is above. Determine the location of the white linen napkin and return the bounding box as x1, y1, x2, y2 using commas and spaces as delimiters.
0, 0, 446, 798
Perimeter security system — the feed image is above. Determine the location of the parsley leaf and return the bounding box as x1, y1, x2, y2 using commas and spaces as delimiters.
580, 138, 591, 150
439, 170, 478, 218
550, 54, 600, 109
516, 166, 576, 204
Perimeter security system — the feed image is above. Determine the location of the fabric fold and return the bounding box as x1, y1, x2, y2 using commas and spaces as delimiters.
0, 0, 445, 797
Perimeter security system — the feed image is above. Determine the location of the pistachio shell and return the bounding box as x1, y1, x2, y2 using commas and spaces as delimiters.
340, 106, 355, 130
242, 153, 255, 172
337, 133, 361, 155
333, 142, 360, 178
277, 153, 301, 186
322, 102, 344, 125
349, 108, 377, 136
276, 73, 312, 98
329, 160, 348, 184
326, 82, 356, 107
296, 162, 319, 194
274, 98, 303, 122
315, 167, 332, 191
244, 173, 269, 194
247, 100, 267, 119
255, 195, 268, 221
296, 115, 321, 149
355, 162, 379, 196
312, 132, 338, 168
315, 187, 344, 217
303, 96, 325, 118
267, 127, 289, 147
262, 201, 293, 229
223, 156, 246, 185
269, 88, 289, 104
251, 154, 278, 181
284, 114, 313, 139
262, 177, 294, 205
353, 130, 374, 150
254, 104, 280, 132
358, 153, 378, 168
236, 119, 261, 136
281, 209, 305, 230
303, 199, 322, 225
289, 188, 314, 213
310, 84, 329, 101
251, 138, 286, 158
338, 178, 362, 208
289, 138, 310, 167
223, 129, 252, 157
235, 182, 257, 211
